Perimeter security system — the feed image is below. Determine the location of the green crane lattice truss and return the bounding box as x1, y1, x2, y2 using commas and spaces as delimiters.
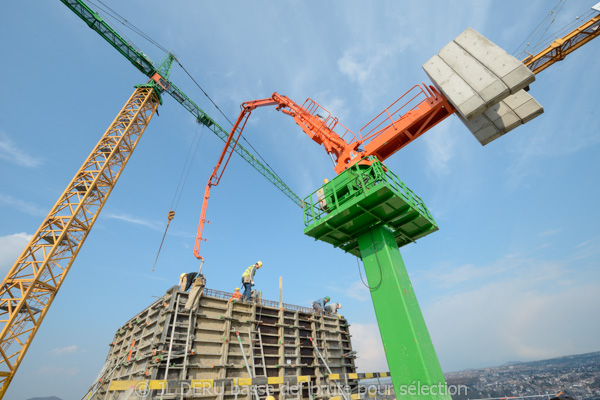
60, 0, 302, 207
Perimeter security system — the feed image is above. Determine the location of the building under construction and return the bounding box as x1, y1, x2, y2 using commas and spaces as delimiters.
84, 286, 359, 399
2, 0, 599, 398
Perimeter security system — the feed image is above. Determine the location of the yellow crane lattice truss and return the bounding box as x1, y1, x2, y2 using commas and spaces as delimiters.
0, 87, 159, 396
523, 12, 600, 74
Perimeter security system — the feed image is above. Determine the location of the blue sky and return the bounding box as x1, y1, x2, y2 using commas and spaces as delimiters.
1, 1, 599, 399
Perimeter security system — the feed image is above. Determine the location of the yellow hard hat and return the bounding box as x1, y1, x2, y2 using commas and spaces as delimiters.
266, 396, 276, 400
256, 261, 263, 268
235, 287, 240, 291
179, 273, 186, 279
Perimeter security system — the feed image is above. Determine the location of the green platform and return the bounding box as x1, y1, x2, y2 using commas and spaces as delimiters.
303, 159, 450, 399
303, 160, 438, 256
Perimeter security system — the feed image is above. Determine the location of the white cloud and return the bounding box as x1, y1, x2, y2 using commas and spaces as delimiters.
338, 47, 390, 86
337, 38, 412, 108
420, 248, 600, 372
351, 323, 388, 373
105, 213, 161, 231
427, 279, 600, 372
345, 280, 370, 302
504, 110, 600, 192
0, 193, 46, 216
0, 233, 32, 272
416, 252, 573, 292
37, 365, 80, 376
0, 131, 42, 168
422, 123, 456, 178
51, 345, 79, 356
539, 228, 561, 237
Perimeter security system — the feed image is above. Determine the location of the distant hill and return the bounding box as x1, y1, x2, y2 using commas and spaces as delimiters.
26, 397, 63, 400
511, 350, 600, 369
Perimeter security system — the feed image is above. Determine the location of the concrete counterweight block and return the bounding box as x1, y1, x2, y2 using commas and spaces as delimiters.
423, 27, 536, 121
454, 28, 535, 94
423, 54, 487, 119
460, 89, 544, 145
504, 89, 545, 124
438, 41, 509, 107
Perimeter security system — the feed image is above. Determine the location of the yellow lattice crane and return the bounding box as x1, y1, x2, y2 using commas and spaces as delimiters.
0, 1, 598, 398
0, 1, 302, 397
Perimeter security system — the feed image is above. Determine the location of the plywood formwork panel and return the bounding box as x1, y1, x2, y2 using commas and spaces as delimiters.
87, 286, 358, 400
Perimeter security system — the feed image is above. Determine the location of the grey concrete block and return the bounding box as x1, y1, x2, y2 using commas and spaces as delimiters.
460, 90, 543, 145
486, 101, 522, 132
423, 54, 486, 119
503, 90, 544, 123
458, 101, 522, 145
458, 113, 501, 146
438, 41, 509, 106
454, 28, 535, 94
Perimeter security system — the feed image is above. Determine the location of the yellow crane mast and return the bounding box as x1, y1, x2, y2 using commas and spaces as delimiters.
0, 87, 159, 395
0, 0, 301, 395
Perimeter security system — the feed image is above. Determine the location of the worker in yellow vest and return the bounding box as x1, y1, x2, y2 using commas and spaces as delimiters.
241, 261, 262, 301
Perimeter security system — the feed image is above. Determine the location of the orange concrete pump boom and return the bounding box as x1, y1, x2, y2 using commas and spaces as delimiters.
194, 5, 600, 261
194, 85, 455, 260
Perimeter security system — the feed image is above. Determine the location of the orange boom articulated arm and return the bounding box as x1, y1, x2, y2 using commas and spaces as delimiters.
194, 85, 455, 260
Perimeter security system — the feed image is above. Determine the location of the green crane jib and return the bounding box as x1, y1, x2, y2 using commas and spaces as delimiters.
0, 1, 301, 398
60, 0, 302, 207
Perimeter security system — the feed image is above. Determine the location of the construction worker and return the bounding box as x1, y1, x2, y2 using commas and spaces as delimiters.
241, 261, 262, 301
324, 302, 342, 314
228, 288, 243, 302
183, 272, 206, 313
179, 272, 198, 292
312, 296, 330, 312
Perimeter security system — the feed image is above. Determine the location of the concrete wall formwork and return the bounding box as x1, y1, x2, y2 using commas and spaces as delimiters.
85, 286, 358, 400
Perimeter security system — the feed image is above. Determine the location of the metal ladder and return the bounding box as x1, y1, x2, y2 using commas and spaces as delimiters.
235, 331, 261, 400
249, 324, 269, 398
164, 292, 195, 381
252, 326, 268, 378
